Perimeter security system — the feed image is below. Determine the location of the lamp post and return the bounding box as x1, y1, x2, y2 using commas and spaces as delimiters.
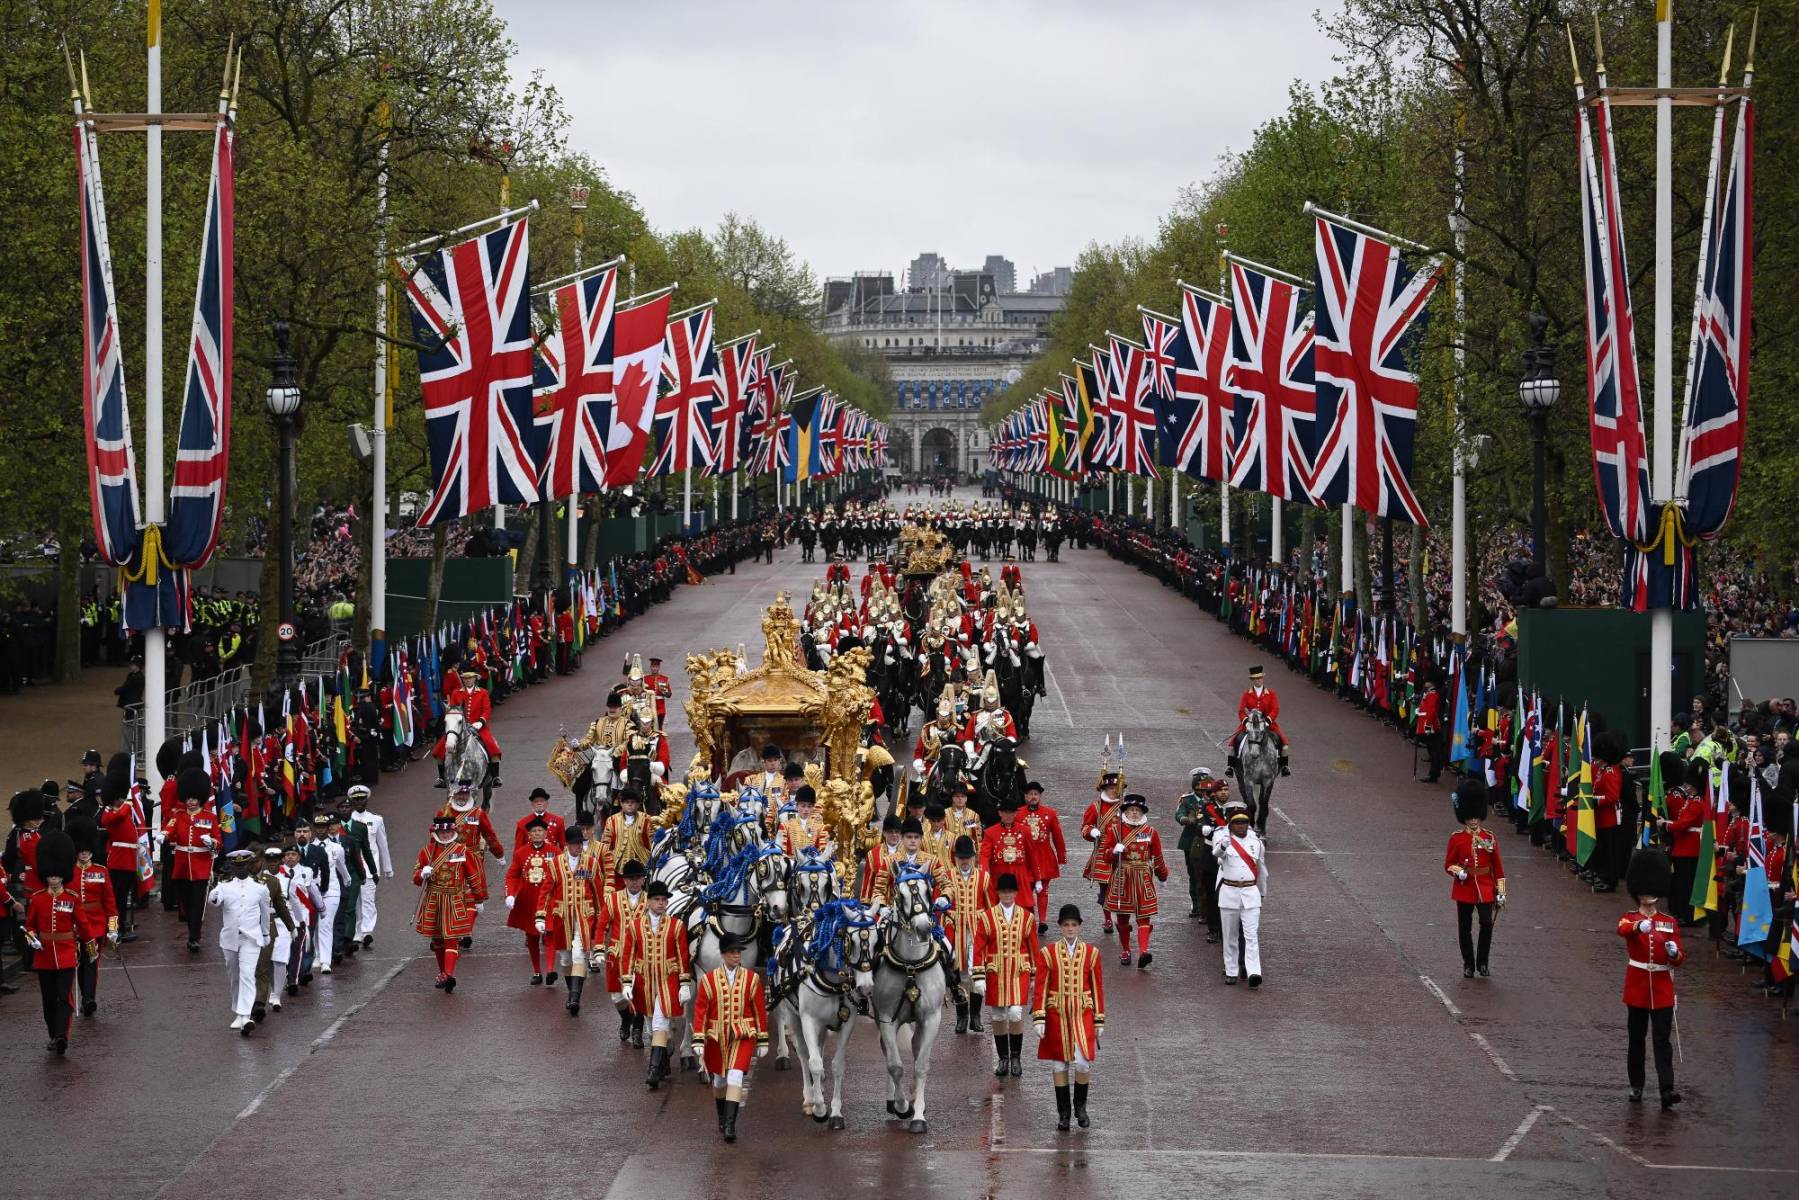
1518, 312, 1560, 584
266, 319, 303, 689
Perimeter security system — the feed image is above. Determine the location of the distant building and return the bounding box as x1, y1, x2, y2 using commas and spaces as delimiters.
821, 251, 1071, 476
1029, 266, 1073, 296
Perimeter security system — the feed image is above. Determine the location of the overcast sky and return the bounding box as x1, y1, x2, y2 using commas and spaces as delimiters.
506, 0, 1342, 288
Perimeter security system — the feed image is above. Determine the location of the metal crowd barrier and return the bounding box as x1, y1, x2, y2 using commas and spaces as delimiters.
120, 633, 347, 756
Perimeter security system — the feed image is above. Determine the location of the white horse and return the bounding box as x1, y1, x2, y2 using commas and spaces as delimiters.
783, 899, 879, 1130
872, 869, 950, 1134
442, 708, 491, 810
770, 853, 841, 1070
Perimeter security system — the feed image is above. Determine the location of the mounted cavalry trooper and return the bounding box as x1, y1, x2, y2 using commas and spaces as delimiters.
913, 688, 963, 782
435, 669, 504, 789
1227, 665, 1291, 778
961, 670, 1018, 775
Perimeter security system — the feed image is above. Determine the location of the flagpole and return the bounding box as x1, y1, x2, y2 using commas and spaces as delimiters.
1213, 229, 1234, 557
1649, 1, 1675, 751
565, 189, 587, 582
143, 0, 166, 787
683, 465, 692, 530
371, 102, 389, 671
1449, 93, 1469, 640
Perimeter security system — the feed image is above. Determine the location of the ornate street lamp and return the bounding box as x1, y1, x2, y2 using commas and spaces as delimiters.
1518, 312, 1560, 585
266, 319, 303, 688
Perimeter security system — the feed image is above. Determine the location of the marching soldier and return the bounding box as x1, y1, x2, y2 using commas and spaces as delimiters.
1081, 765, 1125, 935
505, 818, 559, 984
1103, 795, 1169, 969
63, 817, 117, 1017
1413, 678, 1445, 784
976, 872, 1039, 1079
538, 823, 604, 1016
602, 860, 651, 1045
97, 775, 144, 942
1174, 768, 1227, 938
1227, 665, 1291, 778
621, 879, 693, 1089
1444, 777, 1505, 978
1620, 849, 1684, 1109
346, 784, 394, 948
1213, 802, 1267, 987
414, 814, 482, 992
23, 830, 80, 1054
253, 846, 297, 1020
1032, 903, 1104, 1132
692, 933, 770, 1143
330, 808, 377, 964
208, 849, 271, 1035
162, 768, 219, 952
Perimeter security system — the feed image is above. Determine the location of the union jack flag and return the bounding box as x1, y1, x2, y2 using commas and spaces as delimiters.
1578, 87, 1650, 553
1309, 217, 1442, 525
650, 306, 719, 477
1226, 262, 1318, 503
75, 105, 140, 568
1082, 349, 1114, 472
533, 266, 616, 500
1679, 93, 1754, 541
166, 118, 235, 567
817, 392, 844, 476
709, 334, 757, 476
753, 359, 794, 474
403, 218, 540, 525
1175, 285, 1235, 483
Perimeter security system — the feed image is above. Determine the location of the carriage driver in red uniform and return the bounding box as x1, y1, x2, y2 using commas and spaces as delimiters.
434, 669, 504, 789
1226, 665, 1290, 778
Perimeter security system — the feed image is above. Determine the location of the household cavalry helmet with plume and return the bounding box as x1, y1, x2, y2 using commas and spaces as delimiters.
981, 669, 1002, 711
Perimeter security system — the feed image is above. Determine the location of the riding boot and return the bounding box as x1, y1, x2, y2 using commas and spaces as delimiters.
1073, 1082, 1090, 1128
434, 761, 446, 788
487, 759, 503, 788
954, 1000, 968, 1035
968, 1002, 983, 1032
1225, 754, 1239, 779
618, 1008, 633, 1042
566, 975, 584, 1016
993, 1034, 1009, 1077
646, 1045, 667, 1089
632, 1016, 646, 1049
1009, 1033, 1024, 1076
715, 1096, 728, 1132
1278, 751, 1291, 778
721, 1100, 740, 1143
1055, 1083, 1072, 1132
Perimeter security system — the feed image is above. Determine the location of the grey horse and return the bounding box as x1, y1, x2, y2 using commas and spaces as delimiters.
1236, 708, 1280, 837
871, 870, 950, 1134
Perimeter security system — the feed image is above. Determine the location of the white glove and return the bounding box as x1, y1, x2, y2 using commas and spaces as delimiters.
756, 1044, 768, 1058
1112, 842, 1125, 855
590, 951, 606, 970
912, 759, 927, 776
1664, 939, 1680, 958
1033, 1021, 1045, 1038
505, 895, 516, 910
384, 871, 394, 880
106, 932, 119, 946
1636, 919, 1654, 935
201, 836, 216, 848
419, 866, 434, 879
534, 919, 546, 934
494, 856, 505, 867
678, 983, 692, 1005
1453, 868, 1468, 880
933, 896, 951, 912
1086, 829, 1099, 841
474, 902, 485, 914
1034, 881, 1043, 894
972, 977, 987, 996
472, 720, 485, 731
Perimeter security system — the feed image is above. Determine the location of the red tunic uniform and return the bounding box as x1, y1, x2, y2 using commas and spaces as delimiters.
961, 710, 1018, 745
440, 802, 505, 902
620, 909, 691, 1018
860, 842, 902, 904
25, 888, 82, 970
1663, 789, 1704, 858
975, 903, 1038, 1007
433, 685, 502, 760
942, 866, 995, 965
600, 888, 648, 993
1444, 828, 1505, 905
1235, 686, 1285, 742
1032, 938, 1104, 1063
1594, 764, 1622, 831
538, 851, 605, 961
1618, 910, 1682, 1010
1102, 824, 1168, 917
162, 808, 219, 882
504, 845, 559, 933
1413, 691, 1443, 736
1080, 797, 1121, 884
691, 965, 769, 1076
70, 862, 117, 940
513, 810, 567, 851
1022, 801, 1067, 883
980, 822, 1036, 896
413, 840, 481, 939
99, 803, 146, 873
10, 826, 42, 894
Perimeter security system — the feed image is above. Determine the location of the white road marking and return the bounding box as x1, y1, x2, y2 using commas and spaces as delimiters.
1042, 662, 1075, 728
988, 1091, 1005, 1146
1467, 1033, 1518, 1081
1551, 1111, 1654, 1168
237, 955, 414, 1120
1272, 805, 1323, 853
1489, 1104, 1548, 1161
1419, 974, 1461, 1017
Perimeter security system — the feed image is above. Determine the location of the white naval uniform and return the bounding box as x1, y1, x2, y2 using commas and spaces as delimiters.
316, 838, 352, 970
1211, 826, 1268, 979
209, 876, 272, 1021
349, 809, 394, 940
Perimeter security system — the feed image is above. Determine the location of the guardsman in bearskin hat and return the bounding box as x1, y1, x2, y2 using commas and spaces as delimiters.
1103, 795, 1169, 969
63, 815, 117, 1017
414, 814, 482, 992
1032, 903, 1104, 1133
1620, 849, 1684, 1109
1444, 776, 1506, 978
1653, 752, 1704, 923
692, 932, 769, 1143
23, 829, 80, 1054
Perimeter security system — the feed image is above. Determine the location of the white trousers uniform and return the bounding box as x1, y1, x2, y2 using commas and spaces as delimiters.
1218, 886, 1262, 978
222, 947, 259, 1018
318, 889, 341, 964
356, 879, 378, 939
